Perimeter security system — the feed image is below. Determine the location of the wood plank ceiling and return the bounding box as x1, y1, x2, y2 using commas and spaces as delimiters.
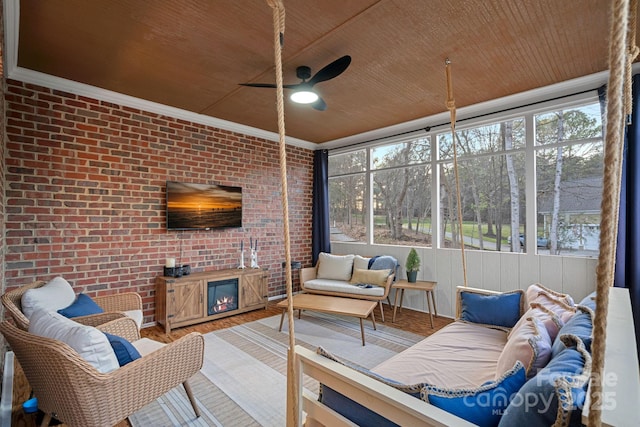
16, 0, 625, 143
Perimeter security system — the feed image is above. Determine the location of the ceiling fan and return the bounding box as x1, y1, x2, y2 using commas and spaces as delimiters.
239, 55, 351, 111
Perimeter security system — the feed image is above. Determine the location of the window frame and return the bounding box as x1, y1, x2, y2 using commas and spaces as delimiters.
328, 91, 602, 258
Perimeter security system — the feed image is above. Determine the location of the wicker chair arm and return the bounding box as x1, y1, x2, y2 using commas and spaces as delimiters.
94, 292, 142, 312
1, 281, 47, 330
74, 311, 127, 327
93, 333, 204, 424
96, 317, 140, 342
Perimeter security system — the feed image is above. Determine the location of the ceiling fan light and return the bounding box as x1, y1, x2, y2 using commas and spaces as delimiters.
290, 90, 318, 104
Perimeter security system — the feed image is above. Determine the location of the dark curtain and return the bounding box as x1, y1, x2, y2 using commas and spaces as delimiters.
312, 149, 331, 265
611, 74, 640, 357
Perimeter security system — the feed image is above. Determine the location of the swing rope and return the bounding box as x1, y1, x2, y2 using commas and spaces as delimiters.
445, 59, 468, 287
589, 0, 636, 424
265, 1, 299, 425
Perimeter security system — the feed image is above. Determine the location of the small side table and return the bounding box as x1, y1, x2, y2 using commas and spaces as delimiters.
392, 280, 438, 328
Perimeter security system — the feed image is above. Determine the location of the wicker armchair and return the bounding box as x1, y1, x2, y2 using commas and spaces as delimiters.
1, 280, 143, 330
0, 317, 204, 427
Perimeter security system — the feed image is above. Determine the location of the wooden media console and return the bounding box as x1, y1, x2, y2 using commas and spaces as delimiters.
156, 268, 268, 334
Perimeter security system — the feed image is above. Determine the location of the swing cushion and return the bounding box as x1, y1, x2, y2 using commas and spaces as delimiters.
317, 347, 428, 427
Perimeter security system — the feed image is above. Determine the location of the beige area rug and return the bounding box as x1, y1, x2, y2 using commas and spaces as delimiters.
129, 311, 425, 427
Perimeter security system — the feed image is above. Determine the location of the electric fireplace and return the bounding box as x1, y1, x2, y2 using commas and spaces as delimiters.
207, 278, 239, 315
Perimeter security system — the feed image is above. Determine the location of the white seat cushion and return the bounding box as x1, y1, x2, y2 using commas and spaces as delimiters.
29, 309, 119, 373
21, 277, 76, 320
132, 337, 166, 356
123, 309, 143, 328
304, 279, 385, 297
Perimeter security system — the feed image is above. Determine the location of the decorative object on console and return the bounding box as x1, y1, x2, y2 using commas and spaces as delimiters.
405, 248, 420, 283
238, 240, 246, 269
250, 237, 259, 269
163, 265, 190, 278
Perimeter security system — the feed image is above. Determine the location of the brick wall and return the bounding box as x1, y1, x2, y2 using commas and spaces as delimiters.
4, 80, 314, 323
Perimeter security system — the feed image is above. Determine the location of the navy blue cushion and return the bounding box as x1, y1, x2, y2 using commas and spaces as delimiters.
499, 335, 590, 427
57, 293, 104, 318
422, 361, 526, 427
316, 347, 426, 426
460, 290, 523, 328
103, 332, 141, 366
551, 305, 594, 358
320, 385, 399, 427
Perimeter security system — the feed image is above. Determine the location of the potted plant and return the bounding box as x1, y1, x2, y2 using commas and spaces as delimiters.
405, 248, 420, 283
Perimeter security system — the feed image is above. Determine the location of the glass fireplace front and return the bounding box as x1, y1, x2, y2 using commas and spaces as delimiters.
207, 278, 239, 315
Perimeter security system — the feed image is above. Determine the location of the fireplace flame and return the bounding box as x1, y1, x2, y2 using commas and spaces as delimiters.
212, 295, 235, 313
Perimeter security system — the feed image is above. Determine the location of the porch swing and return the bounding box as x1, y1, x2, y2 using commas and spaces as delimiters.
263, 0, 640, 425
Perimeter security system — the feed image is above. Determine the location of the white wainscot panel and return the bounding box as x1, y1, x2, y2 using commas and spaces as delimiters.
435, 249, 455, 318
480, 251, 501, 291
500, 253, 521, 291
539, 255, 564, 290
519, 255, 541, 288
562, 257, 598, 302
463, 250, 484, 288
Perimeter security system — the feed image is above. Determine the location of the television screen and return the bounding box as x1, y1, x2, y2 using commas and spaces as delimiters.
166, 181, 242, 230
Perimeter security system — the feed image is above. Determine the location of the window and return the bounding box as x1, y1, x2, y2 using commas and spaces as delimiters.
438, 119, 526, 252
328, 97, 604, 258
329, 150, 366, 243
535, 104, 603, 256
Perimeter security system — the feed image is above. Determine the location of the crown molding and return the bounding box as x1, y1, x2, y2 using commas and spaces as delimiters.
319, 68, 621, 150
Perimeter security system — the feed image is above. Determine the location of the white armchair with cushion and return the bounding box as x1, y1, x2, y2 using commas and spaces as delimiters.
0, 312, 204, 426
1, 277, 143, 331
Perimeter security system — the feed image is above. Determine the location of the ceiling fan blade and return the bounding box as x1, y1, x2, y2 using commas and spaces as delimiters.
239, 83, 301, 89
311, 96, 327, 111
308, 55, 351, 86
239, 83, 277, 88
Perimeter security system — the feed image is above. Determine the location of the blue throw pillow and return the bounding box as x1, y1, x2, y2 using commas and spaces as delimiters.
57, 293, 104, 318
316, 347, 426, 426
551, 305, 594, 358
460, 290, 523, 328
498, 335, 591, 427
422, 361, 526, 427
578, 291, 597, 311
103, 332, 141, 366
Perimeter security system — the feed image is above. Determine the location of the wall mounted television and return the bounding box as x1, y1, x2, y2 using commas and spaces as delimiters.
166, 181, 243, 230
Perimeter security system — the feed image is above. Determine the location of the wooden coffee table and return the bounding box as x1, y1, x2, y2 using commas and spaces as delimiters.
277, 293, 377, 346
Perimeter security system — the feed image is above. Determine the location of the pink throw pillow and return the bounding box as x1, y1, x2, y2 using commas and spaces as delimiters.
496, 317, 552, 380
530, 291, 576, 324
525, 283, 574, 307
508, 303, 563, 342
